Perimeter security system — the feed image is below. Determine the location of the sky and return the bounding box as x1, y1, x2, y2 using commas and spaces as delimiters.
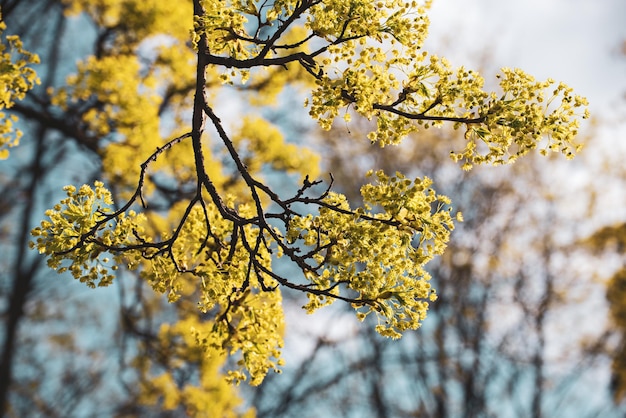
425, 0, 626, 113
418, 0, 626, 231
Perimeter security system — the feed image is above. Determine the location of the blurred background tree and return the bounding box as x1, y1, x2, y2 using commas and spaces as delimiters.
579, 38, 626, 407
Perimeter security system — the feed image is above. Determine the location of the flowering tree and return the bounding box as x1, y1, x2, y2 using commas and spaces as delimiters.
2, 0, 589, 413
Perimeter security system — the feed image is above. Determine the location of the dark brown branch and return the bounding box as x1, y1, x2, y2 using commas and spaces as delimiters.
372, 103, 486, 124
256, 0, 322, 60
226, 27, 316, 50
55, 132, 192, 256
11, 102, 100, 153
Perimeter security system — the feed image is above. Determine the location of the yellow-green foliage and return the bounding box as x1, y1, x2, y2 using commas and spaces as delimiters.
137, 314, 257, 416
0, 13, 40, 159
27, 0, 589, 401
30, 182, 146, 288
286, 171, 453, 338
233, 116, 320, 179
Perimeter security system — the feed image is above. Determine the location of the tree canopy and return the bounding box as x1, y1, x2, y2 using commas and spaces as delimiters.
0, 0, 592, 414
27, 0, 588, 383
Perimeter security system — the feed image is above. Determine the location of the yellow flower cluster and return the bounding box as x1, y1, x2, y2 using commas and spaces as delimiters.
451, 68, 588, 169
137, 315, 256, 417
50, 54, 164, 189
135, 202, 286, 385
310, 46, 588, 170
57, 0, 197, 192
0, 16, 39, 159
63, 0, 191, 47
193, 0, 255, 59
165, 205, 284, 385
30, 181, 146, 288
32, 185, 286, 385
286, 170, 457, 338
